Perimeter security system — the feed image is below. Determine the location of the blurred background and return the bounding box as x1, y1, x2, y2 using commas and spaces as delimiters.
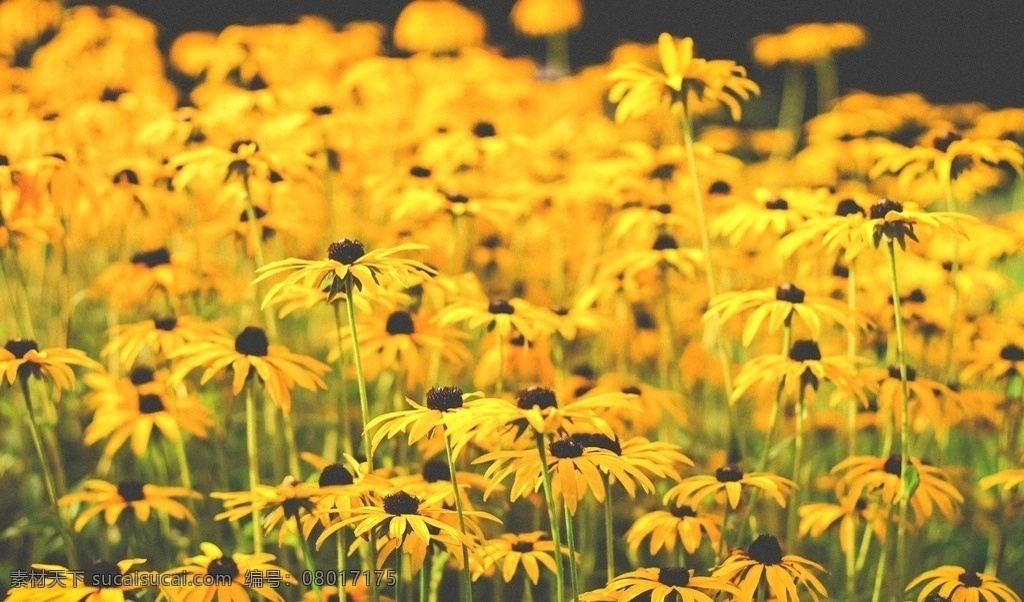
71, 0, 1024, 107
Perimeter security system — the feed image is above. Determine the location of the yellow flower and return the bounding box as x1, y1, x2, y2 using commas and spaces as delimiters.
436, 296, 562, 342
510, 0, 583, 37
831, 455, 963, 524
664, 466, 796, 510
752, 22, 867, 67
102, 316, 230, 368
626, 504, 723, 555
212, 477, 321, 548
255, 239, 433, 306
170, 326, 328, 414
58, 479, 200, 532
705, 283, 862, 347
161, 542, 296, 602
0, 339, 100, 391
731, 340, 868, 406
712, 534, 828, 602
608, 32, 760, 122
871, 129, 1024, 191
906, 566, 1021, 602
979, 468, 1024, 494
393, 0, 487, 54
590, 567, 738, 602
859, 197, 974, 251
477, 531, 566, 584
6, 559, 150, 602
476, 435, 655, 515
318, 489, 497, 573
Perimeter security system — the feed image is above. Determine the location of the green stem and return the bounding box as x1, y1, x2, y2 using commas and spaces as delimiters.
496, 331, 505, 396
331, 302, 355, 457
443, 425, 474, 602
845, 516, 857, 599
419, 551, 428, 602
245, 377, 264, 553
787, 384, 807, 546
545, 30, 570, 76
295, 516, 321, 599
394, 548, 403, 602
20, 379, 78, 568
602, 476, 615, 584
718, 503, 731, 563
869, 526, 890, 602
846, 257, 859, 458
773, 64, 806, 159
344, 277, 374, 471
813, 58, 839, 114
535, 435, 566, 602
563, 499, 580, 602
427, 550, 449, 602
337, 530, 348, 602
522, 571, 535, 602
885, 240, 911, 597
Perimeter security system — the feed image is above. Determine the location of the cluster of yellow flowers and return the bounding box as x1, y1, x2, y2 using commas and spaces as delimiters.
2, 2, 1024, 602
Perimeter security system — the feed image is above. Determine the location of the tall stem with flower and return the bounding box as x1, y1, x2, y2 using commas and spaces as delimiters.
442, 423, 475, 602
534, 434, 566, 602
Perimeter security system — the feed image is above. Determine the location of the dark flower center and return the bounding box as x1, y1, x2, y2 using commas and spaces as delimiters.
117, 481, 146, 503
708, 180, 731, 195
311, 105, 333, 116
870, 198, 904, 220
652, 233, 678, 250
835, 198, 865, 217
282, 496, 315, 518
516, 386, 557, 410
409, 165, 431, 178
206, 556, 240, 580
154, 317, 177, 331
832, 262, 850, 278
129, 366, 155, 386
657, 567, 690, 587
747, 535, 784, 565
426, 385, 464, 412
904, 289, 927, 304
570, 433, 621, 455
0, 154, 8, 167
932, 130, 962, 153
651, 203, 672, 214
319, 464, 355, 487
238, 205, 268, 222
234, 326, 269, 357
775, 283, 805, 304
634, 308, 656, 330
549, 436, 585, 459
382, 491, 420, 515
100, 87, 126, 102
1000, 344, 1024, 362
511, 540, 535, 553
446, 192, 469, 204
5, 339, 39, 358
488, 299, 515, 314
887, 365, 916, 381
86, 560, 123, 588
421, 459, 451, 482
472, 121, 496, 138
385, 311, 415, 335
765, 197, 789, 211
789, 340, 822, 362
621, 385, 642, 395
649, 163, 676, 181
715, 465, 744, 482
669, 505, 697, 519
130, 247, 171, 268
113, 169, 139, 185
958, 571, 983, 588
138, 394, 165, 414
883, 454, 903, 476
572, 364, 595, 379
328, 238, 366, 264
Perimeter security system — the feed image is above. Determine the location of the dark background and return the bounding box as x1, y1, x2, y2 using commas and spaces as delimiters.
73, 0, 1024, 108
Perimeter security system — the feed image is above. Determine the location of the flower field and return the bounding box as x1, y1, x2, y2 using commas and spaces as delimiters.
1, 1, 1024, 601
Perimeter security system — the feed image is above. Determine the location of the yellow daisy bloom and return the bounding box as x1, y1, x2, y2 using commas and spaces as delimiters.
393, 0, 487, 54
255, 239, 433, 306
477, 435, 656, 515
0, 339, 100, 391
510, 0, 583, 37
626, 504, 723, 555
705, 283, 862, 347
752, 22, 867, 67
608, 32, 760, 122
979, 468, 1024, 494
102, 316, 230, 368
161, 542, 296, 602
590, 567, 738, 602
664, 466, 796, 510
58, 479, 200, 532
906, 566, 1021, 602
831, 455, 963, 523
212, 477, 321, 548
712, 534, 828, 601
731, 340, 868, 406
871, 129, 1024, 190
170, 326, 328, 414
859, 197, 974, 251
477, 531, 565, 585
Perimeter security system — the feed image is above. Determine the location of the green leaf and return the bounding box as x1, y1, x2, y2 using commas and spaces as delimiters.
902, 464, 920, 501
